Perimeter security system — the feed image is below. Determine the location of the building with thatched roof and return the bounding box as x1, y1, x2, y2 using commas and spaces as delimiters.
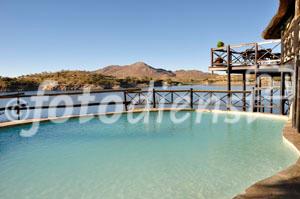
262, 0, 296, 40
234, 3, 300, 199
208, 1, 298, 118
263, 0, 300, 133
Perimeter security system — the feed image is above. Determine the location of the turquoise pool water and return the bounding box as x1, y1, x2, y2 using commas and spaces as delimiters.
0, 111, 298, 199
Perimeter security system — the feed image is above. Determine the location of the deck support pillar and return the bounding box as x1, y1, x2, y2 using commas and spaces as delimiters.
123, 91, 128, 111
227, 45, 232, 111
297, 74, 300, 133
242, 72, 246, 111
296, 61, 300, 132
253, 68, 259, 113
280, 72, 286, 115
258, 76, 262, 112
270, 76, 274, 114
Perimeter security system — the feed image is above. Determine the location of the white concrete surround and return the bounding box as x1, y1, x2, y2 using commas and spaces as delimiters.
0, 108, 288, 129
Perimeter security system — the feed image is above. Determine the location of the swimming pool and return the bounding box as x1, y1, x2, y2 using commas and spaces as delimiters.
0, 111, 298, 199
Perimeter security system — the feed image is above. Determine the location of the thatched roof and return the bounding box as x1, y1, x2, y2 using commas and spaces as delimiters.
262, 0, 295, 39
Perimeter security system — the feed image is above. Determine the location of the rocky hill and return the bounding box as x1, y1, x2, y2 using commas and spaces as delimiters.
96, 62, 176, 80
96, 62, 213, 82
0, 62, 232, 92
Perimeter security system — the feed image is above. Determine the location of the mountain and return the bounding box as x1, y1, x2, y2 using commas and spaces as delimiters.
96, 62, 176, 80
0, 71, 119, 91
0, 62, 222, 92
96, 62, 213, 82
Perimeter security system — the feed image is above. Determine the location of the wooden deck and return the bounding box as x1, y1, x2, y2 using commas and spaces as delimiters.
208, 40, 293, 115
209, 64, 293, 74
209, 40, 282, 74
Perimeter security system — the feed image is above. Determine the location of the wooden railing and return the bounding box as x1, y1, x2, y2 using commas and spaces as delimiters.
0, 88, 291, 123
0, 89, 139, 121
210, 40, 281, 68
252, 87, 292, 115
125, 89, 252, 111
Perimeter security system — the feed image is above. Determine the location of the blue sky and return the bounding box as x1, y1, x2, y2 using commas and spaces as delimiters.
0, 0, 278, 77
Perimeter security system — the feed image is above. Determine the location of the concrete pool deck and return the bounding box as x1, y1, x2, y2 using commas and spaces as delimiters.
234, 122, 300, 199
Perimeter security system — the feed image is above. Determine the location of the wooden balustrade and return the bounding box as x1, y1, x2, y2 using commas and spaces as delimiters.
0, 88, 291, 122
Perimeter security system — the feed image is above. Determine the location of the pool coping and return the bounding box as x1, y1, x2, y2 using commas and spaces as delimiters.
233, 121, 300, 199
0, 108, 288, 128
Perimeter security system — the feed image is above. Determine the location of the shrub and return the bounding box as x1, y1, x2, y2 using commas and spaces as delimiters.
217, 41, 225, 48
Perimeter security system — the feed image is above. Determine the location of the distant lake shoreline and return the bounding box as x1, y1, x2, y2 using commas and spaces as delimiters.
0, 84, 256, 96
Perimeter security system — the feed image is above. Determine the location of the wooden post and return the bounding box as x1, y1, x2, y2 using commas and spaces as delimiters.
259, 77, 264, 112
292, 63, 298, 128
294, 58, 300, 133
270, 76, 274, 114
210, 91, 213, 108
255, 43, 259, 65
296, 68, 300, 132
227, 45, 232, 91
253, 72, 258, 112
251, 87, 255, 112
123, 91, 128, 111
190, 88, 194, 109
152, 89, 156, 108
242, 72, 246, 111
254, 45, 260, 112
16, 94, 20, 120
294, 12, 300, 133
171, 92, 174, 104
227, 45, 232, 111
138, 92, 141, 105
211, 48, 214, 67
258, 76, 262, 112
280, 72, 286, 115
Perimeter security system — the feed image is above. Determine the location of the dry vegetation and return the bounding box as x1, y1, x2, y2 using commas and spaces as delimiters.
0, 62, 262, 92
